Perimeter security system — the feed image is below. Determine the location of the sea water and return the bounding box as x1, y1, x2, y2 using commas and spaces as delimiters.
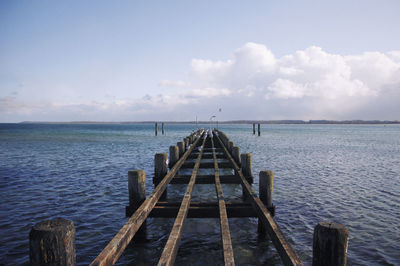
0, 123, 399, 265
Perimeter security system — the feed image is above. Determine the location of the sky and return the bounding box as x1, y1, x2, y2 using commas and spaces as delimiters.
1, 1, 400, 122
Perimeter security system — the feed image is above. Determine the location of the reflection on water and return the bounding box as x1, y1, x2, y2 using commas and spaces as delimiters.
0, 123, 399, 265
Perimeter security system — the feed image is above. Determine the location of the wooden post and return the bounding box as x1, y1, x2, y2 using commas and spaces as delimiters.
184, 137, 189, 150
155, 153, 168, 200
258, 171, 274, 234
258, 123, 261, 136
155, 122, 158, 136
128, 170, 147, 239
240, 153, 252, 200
313, 222, 349, 266
30, 218, 76, 266
228, 141, 234, 154
169, 146, 179, 168
232, 146, 240, 166
162, 123, 165, 135
177, 141, 185, 157
253, 123, 255, 135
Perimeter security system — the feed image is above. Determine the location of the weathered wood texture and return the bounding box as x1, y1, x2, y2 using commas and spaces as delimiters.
90, 130, 204, 266
313, 222, 348, 266
158, 135, 207, 266
232, 146, 240, 166
30, 218, 76, 266
160, 174, 252, 184
211, 137, 235, 266
215, 130, 303, 266
177, 141, 185, 157
258, 170, 275, 234
169, 146, 179, 168
155, 153, 168, 200
128, 170, 147, 238
126, 201, 259, 218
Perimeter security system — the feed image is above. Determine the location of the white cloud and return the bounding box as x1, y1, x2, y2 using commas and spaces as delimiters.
159, 79, 191, 88
2, 43, 400, 122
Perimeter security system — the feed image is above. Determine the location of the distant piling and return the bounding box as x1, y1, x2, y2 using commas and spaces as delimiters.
162, 123, 165, 135
155, 122, 158, 136
313, 222, 349, 266
29, 218, 76, 266
258, 123, 261, 136
253, 123, 256, 135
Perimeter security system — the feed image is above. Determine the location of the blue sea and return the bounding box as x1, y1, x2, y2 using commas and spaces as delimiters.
0, 123, 399, 265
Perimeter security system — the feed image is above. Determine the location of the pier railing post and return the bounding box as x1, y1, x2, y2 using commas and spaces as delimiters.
155, 122, 158, 136
155, 153, 168, 200
258, 123, 261, 136
29, 218, 76, 266
240, 153, 252, 200
177, 141, 185, 157
313, 222, 349, 266
128, 170, 147, 239
169, 146, 179, 168
258, 170, 275, 234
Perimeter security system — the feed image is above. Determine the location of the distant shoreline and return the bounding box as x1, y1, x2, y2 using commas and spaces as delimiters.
15, 120, 400, 125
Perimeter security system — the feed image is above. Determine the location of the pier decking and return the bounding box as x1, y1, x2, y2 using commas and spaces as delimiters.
29, 128, 349, 266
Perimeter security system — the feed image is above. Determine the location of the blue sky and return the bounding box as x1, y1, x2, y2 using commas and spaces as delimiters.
1, 1, 399, 122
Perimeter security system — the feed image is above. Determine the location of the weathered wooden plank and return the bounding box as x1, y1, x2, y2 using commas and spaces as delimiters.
90, 130, 205, 266
211, 137, 235, 266
188, 153, 225, 159
214, 130, 303, 266
159, 174, 252, 184
180, 161, 233, 168
157, 135, 207, 266
126, 202, 259, 218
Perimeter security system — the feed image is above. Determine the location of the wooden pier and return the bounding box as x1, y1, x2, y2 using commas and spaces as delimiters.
29, 128, 349, 266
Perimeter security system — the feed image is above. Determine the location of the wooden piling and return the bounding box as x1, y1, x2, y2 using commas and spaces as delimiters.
155, 122, 158, 136
228, 141, 234, 154
313, 222, 348, 266
162, 123, 165, 135
155, 153, 168, 200
258, 171, 274, 234
232, 146, 240, 166
184, 137, 189, 150
258, 123, 261, 136
128, 170, 147, 238
253, 123, 256, 135
169, 146, 179, 168
240, 153, 252, 200
177, 141, 185, 157
29, 218, 76, 266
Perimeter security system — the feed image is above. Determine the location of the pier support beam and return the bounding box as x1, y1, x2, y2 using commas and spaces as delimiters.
155, 153, 168, 200
258, 171, 275, 234
313, 222, 348, 266
128, 170, 147, 239
258, 123, 261, 136
240, 153, 252, 200
155, 122, 158, 136
29, 218, 76, 266
177, 142, 185, 157
169, 146, 179, 168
